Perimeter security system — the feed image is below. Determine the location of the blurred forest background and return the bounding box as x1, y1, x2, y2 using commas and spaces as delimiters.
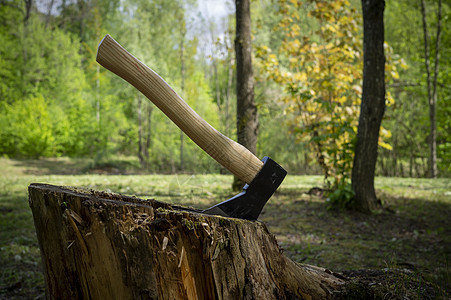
0, 0, 449, 179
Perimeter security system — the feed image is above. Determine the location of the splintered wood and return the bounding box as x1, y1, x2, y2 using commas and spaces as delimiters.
29, 183, 346, 299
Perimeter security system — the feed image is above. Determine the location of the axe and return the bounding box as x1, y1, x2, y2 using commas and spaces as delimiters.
96, 35, 286, 220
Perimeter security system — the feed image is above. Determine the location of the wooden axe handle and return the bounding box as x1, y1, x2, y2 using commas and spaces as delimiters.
96, 35, 263, 184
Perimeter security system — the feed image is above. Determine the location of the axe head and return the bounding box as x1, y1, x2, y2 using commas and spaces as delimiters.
203, 157, 287, 220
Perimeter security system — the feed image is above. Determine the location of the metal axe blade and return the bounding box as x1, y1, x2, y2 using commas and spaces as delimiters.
203, 157, 287, 220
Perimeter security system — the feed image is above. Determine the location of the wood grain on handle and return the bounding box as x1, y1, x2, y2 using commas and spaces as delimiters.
96, 35, 263, 184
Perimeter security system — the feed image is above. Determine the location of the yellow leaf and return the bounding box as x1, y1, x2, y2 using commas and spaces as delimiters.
352, 85, 362, 95
379, 141, 393, 150
294, 72, 307, 82
399, 58, 408, 70
345, 106, 353, 115
391, 70, 399, 79
380, 127, 392, 139
291, 25, 301, 36
385, 91, 395, 106
337, 96, 346, 104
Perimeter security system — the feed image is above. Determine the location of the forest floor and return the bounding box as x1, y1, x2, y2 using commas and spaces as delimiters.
0, 157, 450, 299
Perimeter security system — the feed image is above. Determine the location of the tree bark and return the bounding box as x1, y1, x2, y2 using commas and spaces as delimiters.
233, 0, 258, 191
351, 0, 385, 213
29, 183, 347, 299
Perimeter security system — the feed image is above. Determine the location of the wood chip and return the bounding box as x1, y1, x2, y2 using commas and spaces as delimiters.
162, 236, 168, 250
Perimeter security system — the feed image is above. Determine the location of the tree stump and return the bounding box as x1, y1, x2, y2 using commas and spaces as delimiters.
28, 183, 347, 299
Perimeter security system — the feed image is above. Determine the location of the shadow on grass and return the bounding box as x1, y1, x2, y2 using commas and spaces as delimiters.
0, 193, 44, 299
260, 191, 451, 296
9, 158, 93, 175
9, 157, 143, 176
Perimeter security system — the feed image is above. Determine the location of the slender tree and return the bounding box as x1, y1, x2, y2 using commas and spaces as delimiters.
224, 32, 234, 138
179, 14, 186, 171
352, 0, 386, 213
420, 0, 442, 178
233, 0, 258, 190
23, 0, 32, 23
137, 93, 146, 167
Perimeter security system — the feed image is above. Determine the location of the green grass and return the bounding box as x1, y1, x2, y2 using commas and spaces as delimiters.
0, 157, 450, 299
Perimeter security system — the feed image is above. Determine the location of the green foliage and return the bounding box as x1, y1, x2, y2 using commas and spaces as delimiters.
0, 10, 121, 158
255, 0, 360, 187
255, 0, 408, 193
382, 0, 451, 177
325, 180, 355, 210
0, 94, 54, 157
0, 0, 211, 168
0, 0, 448, 179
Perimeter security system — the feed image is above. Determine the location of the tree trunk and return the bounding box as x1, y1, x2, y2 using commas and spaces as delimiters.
29, 183, 348, 299
23, 0, 32, 24
96, 64, 101, 127
179, 18, 186, 172
225, 32, 234, 139
44, 0, 55, 28
351, 0, 385, 213
420, 0, 442, 178
137, 93, 146, 168
145, 104, 153, 163
212, 54, 221, 113
234, 0, 258, 191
